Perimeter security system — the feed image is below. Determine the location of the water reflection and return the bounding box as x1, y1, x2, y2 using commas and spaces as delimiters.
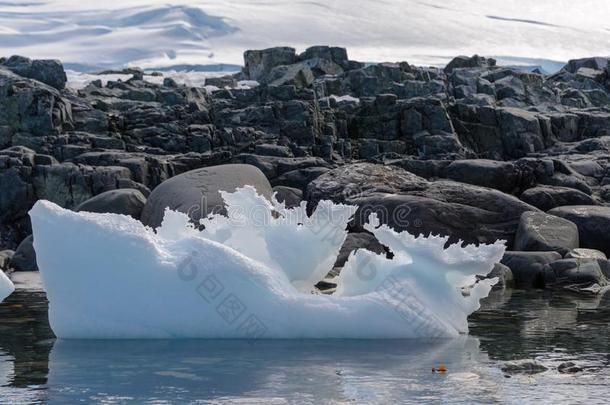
1, 273, 610, 403
45, 338, 495, 404
470, 289, 610, 360
0, 289, 52, 387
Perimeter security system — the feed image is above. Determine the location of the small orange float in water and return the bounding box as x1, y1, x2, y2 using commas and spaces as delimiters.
432, 364, 447, 373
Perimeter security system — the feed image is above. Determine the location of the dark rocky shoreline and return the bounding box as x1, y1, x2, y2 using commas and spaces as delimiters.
2, 46, 610, 295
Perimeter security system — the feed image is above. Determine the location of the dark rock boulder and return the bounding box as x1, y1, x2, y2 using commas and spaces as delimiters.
271, 167, 330, 191
272, 186, 303, 208
563, 57, 610, 73
501, 251, 562, 288
0, 148, 36, 224
264, 62, 315, 88
451, 104, 546, 160
495, 75, 526, 101
32, 163, 134, 209
341, 64, 394, 96
557, 362, 583, 374
243, 47, 296, 81
1, 146, 145, 249
542, 173, 592, 196
333, 232, 387, 269
305, 163, 429, 207
484, 263, 514, 290
443, 159, 522, 193
501, 359, 548, 375
548, 206, 610, 257
1, 55, 67, 89
0, 250, 14, 271
140, 164, 273, 228
496, 107, 546, 157
568, 159, 604, 179
444, 55, 496, 73
389, 158, 451, 179
0, 67, 72, 140
76, 189, 147, 219
264, 58, 343, 88
232, 154, 332, 180
254, 144, 293, 158
11, 235, 37, 271
519, 186, 596, 211
298, 46, 349, 67
306, 163, 539, 246
543, 258, 610, 294
413, 131, 467, 158
514, 211, 579, 255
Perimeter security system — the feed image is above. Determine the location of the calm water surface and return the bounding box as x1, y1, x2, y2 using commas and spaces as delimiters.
1, 272, 609, 404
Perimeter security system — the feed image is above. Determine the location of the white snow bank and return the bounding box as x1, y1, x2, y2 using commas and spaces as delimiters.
65, 70, 243, 90
65, 70, 253, 91
330, 95, 360, 104
30, 186, 505, 339
0, 271, 14, 303
3, 1, 610, 71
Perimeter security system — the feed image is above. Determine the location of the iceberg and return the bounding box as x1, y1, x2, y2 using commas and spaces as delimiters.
0, 271, 14, 304
29, 186, 505, 339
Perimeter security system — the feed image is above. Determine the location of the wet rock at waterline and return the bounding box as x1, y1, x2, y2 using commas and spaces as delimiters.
501, 359, 548, 375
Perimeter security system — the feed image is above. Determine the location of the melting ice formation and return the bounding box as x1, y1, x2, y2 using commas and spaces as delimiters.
0, 271, 14, 304
28, 186, 505, 339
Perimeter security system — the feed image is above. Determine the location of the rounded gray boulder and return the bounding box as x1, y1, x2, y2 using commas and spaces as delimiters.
141, 164, 273, 228
76, 189, 147, 219
548, 206, 610, 257
501, 251, 562, 288
514, 211, 579, 255
272, 186, 303, 208
11, 235, 37, 272
307, 163, 538, 247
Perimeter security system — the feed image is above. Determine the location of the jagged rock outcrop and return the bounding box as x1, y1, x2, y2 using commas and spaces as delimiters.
1, 45, 610, 286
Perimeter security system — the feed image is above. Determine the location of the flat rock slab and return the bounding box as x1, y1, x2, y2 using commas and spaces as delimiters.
565, 248, 607, 260
443, 159, 521, 193
519, 186, 596, 211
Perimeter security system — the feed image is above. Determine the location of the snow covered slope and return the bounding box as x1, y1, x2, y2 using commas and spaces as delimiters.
0, 0, 608, 71
30, 187, 505, 339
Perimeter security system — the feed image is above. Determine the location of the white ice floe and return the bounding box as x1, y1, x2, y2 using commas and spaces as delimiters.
29, 186, 505, 339
0, 271, 14, 304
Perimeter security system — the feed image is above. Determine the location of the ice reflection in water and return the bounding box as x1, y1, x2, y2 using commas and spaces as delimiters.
0, 273, 610, 404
